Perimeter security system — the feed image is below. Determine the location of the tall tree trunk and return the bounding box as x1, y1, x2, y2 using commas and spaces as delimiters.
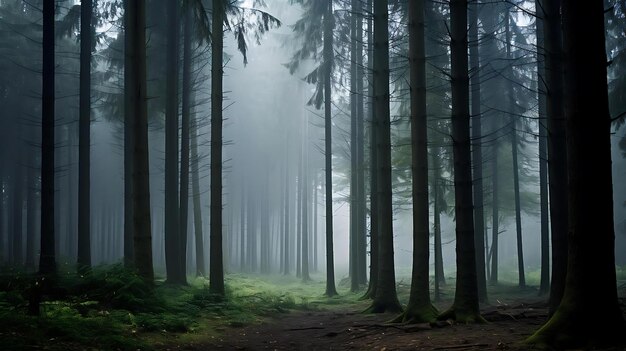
13, 152, 24, 266
355, 0, 367, 286
367, 0, 402, 314
39, 0, 56, 275
362, 0, 377, 300
126, 0, 154, 281
469, 0, 487, 302
399, 0, 437, 323
432, 149, 445, 301
301, 130, 310, 281
323, 0, 338, 297
209, 0, 225, 296
165, 0, 182, 285
240, 188, 246, 271
191, 101, 205, 277
296, 140, 302, 278
490, 137, 499, 284
77, 0, 93, 272
123, 16, 134, 268
313, 174, 319, 272
26, 149, 38, 269
179, 0, 194, 281
349, 0, 359, 292
536, 2, 550, 296
283, 161, 290, 275
438, 0, 482, 323
505, 8, 525, 289
527, 1, 624, 347
541, 0, 568, 316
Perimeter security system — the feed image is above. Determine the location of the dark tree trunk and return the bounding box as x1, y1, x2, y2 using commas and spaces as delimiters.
398, 0, 437, 323
362, 0, 377, 301
349, 0, 359, 292
367, 0, 402, 314
165, 0, 182, 285
126, 0, 154, 281
432, 149, 445, 301
191, 107, 205, 277
209, 0, 225, 296
26, 151, 38, 269
489, 137, 499, 284
301, 133, 310, 282
240, 188, 246, 271
355, 0, 367, 286
438, 0, 482, 323
469, 0, 487, 302
535, 1, 550, 296
505, 9, 525, 289
296, 141, 302, 278
13, 153, 24, 266
39, 0, 56, 275
179, 0, 194, 280
283, 163, 290, 275
77, 0, 93, 272
528, 1, 624, 347
541, 0, 568, 316
123, 16, 134, 268
323, 0, 338, 297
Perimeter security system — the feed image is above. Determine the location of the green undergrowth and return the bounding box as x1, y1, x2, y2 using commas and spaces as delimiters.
0, 266, 359, 350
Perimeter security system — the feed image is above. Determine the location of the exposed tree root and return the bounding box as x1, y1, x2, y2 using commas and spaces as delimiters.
390, 303, 438, 324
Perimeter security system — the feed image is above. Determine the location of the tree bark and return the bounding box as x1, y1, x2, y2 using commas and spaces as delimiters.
367, 0, 402, 314
505, 8, 525, 289
323, 0, 338, 297
438, 0, 482, 323
469, 0, 487, 302
535, 1, 550, 296
39, 0, 56, 275
165, 0, 182, 285
399, 0, 437, 322
527, 1, 624, 347
127, 0, 154, 282
191, 99, 205, 277
540, 0, 568, 316
209, 0, 225, 296
362, 0, 377, 300
77, 0, 93, 272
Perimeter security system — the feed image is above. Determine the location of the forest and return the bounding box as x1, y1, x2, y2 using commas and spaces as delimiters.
0, 0, 625, 349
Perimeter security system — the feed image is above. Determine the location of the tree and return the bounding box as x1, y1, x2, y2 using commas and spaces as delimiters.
535, 0, 550, 296
438, 0, 482, 323
77, 0, 94, 272
527, 1, 624, 347
540, 0, 568, 315
39, 0, 56, 276
126, 0, 154, 282
396, 0, 437, 322
469, 0, 487, 302
366, 0, 402, 313
209, 0, 225, 296
165, 0, 184, 285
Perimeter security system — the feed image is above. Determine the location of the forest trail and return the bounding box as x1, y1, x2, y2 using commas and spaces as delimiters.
191, 303, 549, 350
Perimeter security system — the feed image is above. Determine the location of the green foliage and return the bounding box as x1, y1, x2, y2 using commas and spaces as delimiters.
0, 268, 353, 349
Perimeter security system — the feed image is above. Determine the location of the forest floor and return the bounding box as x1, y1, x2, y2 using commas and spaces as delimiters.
198, 299, 548, 351
2, 266, 626, 350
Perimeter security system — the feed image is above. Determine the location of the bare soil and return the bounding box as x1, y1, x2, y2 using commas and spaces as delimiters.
194, 302, 552, 350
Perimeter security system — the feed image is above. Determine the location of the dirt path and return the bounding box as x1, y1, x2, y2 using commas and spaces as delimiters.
193, 304, 549, 350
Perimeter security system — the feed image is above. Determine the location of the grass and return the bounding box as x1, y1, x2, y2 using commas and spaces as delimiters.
3, 264, 622, 349
0, 266, 364, 350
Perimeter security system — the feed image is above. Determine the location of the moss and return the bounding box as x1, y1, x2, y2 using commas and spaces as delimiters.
392, 303, 439, 324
